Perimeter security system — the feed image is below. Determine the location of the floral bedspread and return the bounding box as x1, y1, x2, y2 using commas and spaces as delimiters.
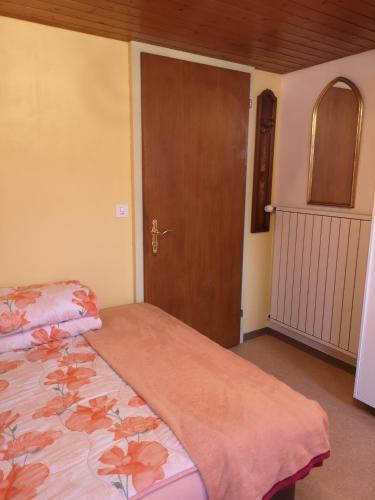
0, 336, 195, 499
0, 280, 100, 337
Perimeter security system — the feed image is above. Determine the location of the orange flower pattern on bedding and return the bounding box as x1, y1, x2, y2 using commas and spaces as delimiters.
0, 380, 9, 393
0, 360, 24, 374
0, 336, 195, 499
72, 289, 98, 317
26, 340, 68, 362
44, 366, 96, 391
0, 411, 19, 435
0, 281, 100, 338
128, 395, 146, 408
0, 311, 29, 335
58, 352, 96, 366
98, 441, 168, 494
110, 417, 161, 441
0, 289, 42, 310
74, 337, 89, 348
1, 430, 63, 461
0, 360, 24, 395
0, 409, 51, 499
32, 392, 82, 419
31, 326, 71, 345
0, 463, 49, 499
65, 396, 117, 434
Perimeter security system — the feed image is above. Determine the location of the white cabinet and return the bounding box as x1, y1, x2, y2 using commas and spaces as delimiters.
355, 198, 375, 408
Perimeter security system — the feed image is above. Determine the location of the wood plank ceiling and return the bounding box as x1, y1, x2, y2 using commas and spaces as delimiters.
1, 0, 375, 73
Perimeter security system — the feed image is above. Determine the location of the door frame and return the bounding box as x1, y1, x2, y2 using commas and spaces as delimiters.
130, 41, 255, 343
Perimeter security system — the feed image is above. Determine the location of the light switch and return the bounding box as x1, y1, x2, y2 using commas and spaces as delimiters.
116, 204, 129, 218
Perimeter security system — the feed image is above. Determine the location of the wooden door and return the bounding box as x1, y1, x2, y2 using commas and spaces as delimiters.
141, 53, 250, 347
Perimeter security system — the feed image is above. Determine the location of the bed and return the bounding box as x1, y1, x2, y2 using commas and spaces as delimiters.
0, 284, 330, 500
0, 332, 204, 499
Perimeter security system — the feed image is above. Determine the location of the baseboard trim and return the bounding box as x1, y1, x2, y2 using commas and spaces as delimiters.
243, 328, 269, 341
243, 323, 356, 373
268, 319, 356, 371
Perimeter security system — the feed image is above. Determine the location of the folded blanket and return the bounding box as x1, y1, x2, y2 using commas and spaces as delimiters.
0, 280, 99, 337
86, 304, 330, 500
0, 315, 102, 353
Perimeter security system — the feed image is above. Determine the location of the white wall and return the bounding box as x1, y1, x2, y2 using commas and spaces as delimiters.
275, 49, 375, 215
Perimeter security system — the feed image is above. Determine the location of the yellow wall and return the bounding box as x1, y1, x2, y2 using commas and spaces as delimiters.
0, 16, 279, 332
242, 70, 282, 333
0, 17, 134, 308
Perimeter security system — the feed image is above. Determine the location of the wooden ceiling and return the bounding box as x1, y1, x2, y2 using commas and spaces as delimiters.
1, 0, 375, 73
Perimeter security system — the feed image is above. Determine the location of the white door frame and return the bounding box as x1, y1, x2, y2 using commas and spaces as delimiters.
130, 41, 256, 343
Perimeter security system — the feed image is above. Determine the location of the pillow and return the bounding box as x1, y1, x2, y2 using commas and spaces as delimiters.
0, 280, 100, 338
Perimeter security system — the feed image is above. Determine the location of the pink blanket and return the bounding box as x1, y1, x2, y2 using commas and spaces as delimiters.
86, 304, 330, 500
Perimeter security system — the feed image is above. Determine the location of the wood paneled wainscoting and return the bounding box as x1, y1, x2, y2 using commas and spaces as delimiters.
269, 207, 372, 365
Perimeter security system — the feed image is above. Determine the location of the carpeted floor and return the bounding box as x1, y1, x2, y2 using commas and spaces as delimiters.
231, 334, 375, 500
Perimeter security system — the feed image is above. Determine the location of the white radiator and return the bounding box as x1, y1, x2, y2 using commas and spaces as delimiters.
270, 207, 371, 360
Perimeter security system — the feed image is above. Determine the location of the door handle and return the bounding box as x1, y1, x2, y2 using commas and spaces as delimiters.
151, 219, 173, 255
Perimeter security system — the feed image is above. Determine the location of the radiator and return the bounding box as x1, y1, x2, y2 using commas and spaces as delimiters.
270, 207, 371, 359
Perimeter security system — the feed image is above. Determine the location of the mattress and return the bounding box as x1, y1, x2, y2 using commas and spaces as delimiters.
0, 334, 207, 499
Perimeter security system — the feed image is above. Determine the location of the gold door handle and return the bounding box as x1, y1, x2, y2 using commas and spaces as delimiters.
151, 219, 173, 255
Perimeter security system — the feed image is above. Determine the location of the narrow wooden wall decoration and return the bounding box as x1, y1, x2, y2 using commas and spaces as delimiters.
251, 89, 277, 233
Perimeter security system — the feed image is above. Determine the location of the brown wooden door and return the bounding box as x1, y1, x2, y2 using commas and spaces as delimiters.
141, 53, 250, 347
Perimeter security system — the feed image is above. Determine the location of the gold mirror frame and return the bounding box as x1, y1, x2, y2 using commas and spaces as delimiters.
307, 76, 363, 208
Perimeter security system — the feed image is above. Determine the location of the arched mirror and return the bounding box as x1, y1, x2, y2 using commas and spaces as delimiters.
308, 77, 363, 208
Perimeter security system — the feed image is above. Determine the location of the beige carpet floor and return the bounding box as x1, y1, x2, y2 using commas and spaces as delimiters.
231, 334, 375, 500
